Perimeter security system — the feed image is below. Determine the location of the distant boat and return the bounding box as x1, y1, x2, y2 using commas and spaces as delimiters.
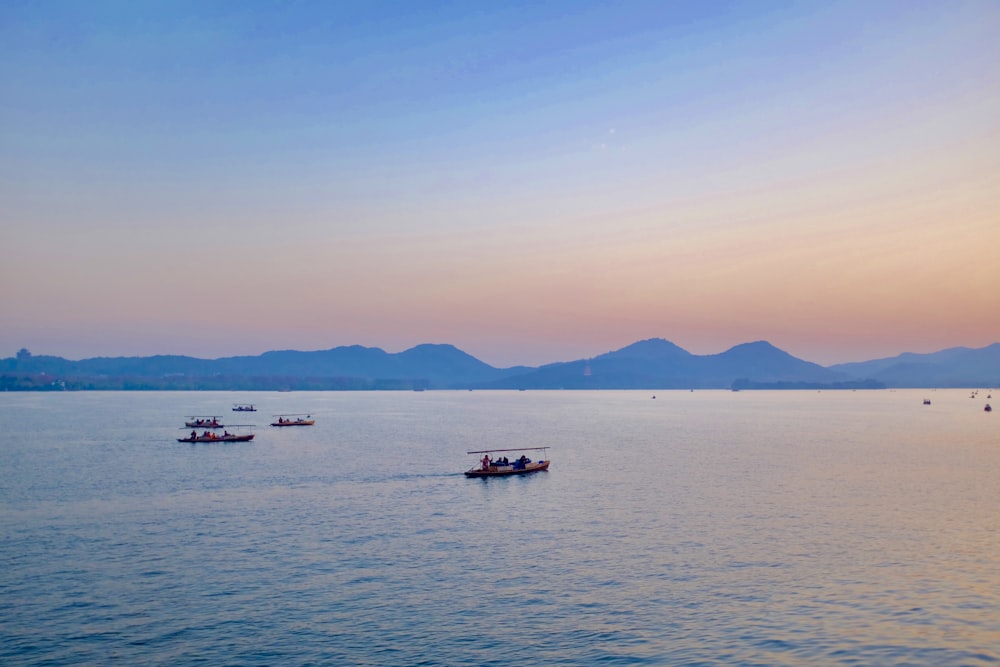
271, 414, 315, 426
986, 404, 993, 412
232, 404, 256, 412
185, 416, 223, 428
178, 426, 254, 443
464, 447, 550, 478
923, 399, 931, 405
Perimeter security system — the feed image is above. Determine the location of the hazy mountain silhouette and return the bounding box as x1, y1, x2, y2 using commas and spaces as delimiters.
0, 344, 529, 390
2, 340, 998, 390
829, 343, 1000, 388
477, 339, 847, 389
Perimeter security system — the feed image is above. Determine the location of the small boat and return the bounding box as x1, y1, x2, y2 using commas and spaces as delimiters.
270, 414, 315, 426
185, 416, 223, 428
986, 404, 993, 412
178, 426, 254, 443
465, 447, 550, 478
923, 399, 931, 405
232, 404, 257, 412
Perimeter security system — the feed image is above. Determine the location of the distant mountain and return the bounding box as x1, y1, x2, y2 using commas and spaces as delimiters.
0, 344, 528, 390
478, 339, 848, 389
829, 344, 1000, 388
2, 339, 997, 390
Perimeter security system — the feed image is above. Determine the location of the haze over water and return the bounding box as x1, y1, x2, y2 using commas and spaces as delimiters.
2, 389, 998, 665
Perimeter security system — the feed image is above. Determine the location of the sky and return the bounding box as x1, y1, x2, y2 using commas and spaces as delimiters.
2, 1, 999, 368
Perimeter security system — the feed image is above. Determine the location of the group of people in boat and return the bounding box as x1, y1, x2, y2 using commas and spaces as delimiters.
189, 418, 220, 427
190, 430, 233, 440
480, 454, 532, 471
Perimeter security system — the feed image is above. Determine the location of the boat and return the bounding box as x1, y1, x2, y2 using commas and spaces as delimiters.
184, 416, 223, 428
178, 426, 254, 443
923, 399, 931, 405
464, 447, 550, 478
232, 404, 257, 412
270, 414, 315, 426
986, 404, 993, 412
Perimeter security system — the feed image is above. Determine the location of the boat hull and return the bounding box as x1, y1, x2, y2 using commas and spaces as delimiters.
464, 460, 550, 478
178, 434, 254, 443
270, 420, 315, 426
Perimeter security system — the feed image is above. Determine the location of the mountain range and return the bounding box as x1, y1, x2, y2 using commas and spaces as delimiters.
3, 340, 998, 391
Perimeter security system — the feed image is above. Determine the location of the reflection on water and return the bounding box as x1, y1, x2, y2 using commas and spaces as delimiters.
1, 389, 998, 665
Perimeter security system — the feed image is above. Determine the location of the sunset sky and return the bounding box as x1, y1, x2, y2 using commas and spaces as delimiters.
3, 1, 998, 368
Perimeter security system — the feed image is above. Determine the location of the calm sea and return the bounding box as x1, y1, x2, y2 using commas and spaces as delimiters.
1, 389, 998, 666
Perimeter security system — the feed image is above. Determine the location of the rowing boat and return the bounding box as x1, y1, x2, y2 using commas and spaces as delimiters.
464, 447, 550, 477
271, 414, 315, 426
178, 425, 255, 443
185, 415, 223, 428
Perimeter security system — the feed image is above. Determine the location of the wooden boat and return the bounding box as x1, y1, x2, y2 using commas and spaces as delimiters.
465, 447, 550, 478
178, 426, 254, 443
185, 416, 223, 428
271, 414, 315, 426
232, 404, 257, 412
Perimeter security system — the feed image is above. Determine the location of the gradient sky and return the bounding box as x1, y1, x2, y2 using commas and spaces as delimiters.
3, 1, 998, 367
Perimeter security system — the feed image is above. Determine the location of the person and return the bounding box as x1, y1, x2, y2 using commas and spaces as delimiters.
482, 454, 490, 471
190, 430, 197, 439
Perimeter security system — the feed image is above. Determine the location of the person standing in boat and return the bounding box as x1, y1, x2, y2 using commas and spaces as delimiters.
481, 454, 490, 471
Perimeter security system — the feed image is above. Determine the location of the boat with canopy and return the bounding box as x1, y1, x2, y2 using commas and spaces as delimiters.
185, 416, 223, 428
232, 404, 257, 412
464, 447, 550, 477
270, 414, 315, 426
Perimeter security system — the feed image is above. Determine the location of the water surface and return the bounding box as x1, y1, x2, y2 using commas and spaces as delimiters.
2, 389, 998, 665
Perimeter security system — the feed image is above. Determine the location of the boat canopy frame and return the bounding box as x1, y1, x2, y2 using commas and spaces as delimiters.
467, 447, 549, 455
